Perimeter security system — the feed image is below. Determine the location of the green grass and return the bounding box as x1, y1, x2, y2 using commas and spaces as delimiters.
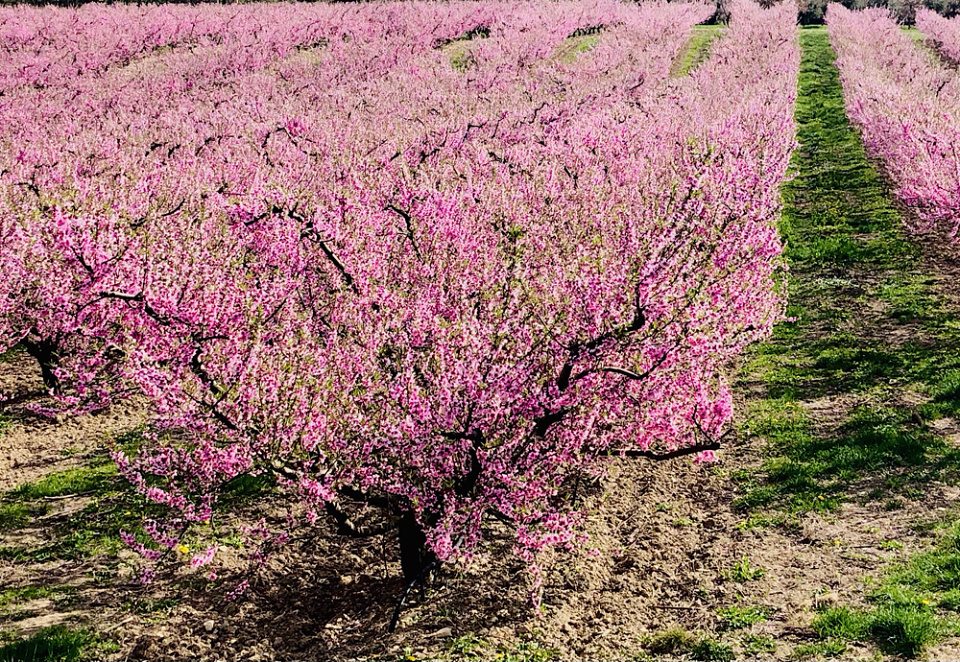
732, 26, 960, 660
556, 34, 599, 64
734, 27, 960, 524
690, 636, 734, 662
672, 25, 724, 77
645, 628, 696, 656
0, 427, 258, 563
0, 455, 163, 562
803, 522, 960, 657
813, 606, 870, 641
722, 557, 766, 583
0, 626, 115, 662
8, 463, 119, 501
741, 634, 776, 657
791, 639, 847, 659
717, 605, 769, 630
0, 585, 77, 611
812, 605, 939, 659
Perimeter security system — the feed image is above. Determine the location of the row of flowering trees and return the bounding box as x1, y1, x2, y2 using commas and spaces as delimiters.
916, 6, 960, 62
829, 4, 960, 241
1, 0, 798, 603
0, 2, 497, 93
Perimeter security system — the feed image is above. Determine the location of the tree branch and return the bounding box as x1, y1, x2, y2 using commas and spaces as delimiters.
606, 441, 721, 461
325, 501, 397, 538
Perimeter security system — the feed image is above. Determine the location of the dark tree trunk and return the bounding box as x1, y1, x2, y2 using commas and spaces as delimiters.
397, 510, 437, 583
20, 338, 61, 394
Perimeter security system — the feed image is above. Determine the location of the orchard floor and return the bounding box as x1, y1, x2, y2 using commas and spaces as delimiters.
3, 26, 960, 662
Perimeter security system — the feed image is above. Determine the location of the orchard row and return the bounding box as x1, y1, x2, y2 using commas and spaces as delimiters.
831, 5, 960, 241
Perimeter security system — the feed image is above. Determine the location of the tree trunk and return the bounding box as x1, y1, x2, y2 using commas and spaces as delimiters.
20, 338, 61, 394
397, 511, 437, 583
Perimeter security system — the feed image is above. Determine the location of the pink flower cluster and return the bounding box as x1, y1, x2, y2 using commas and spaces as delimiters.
0, 0, 798, 580
829, 5, 960, 241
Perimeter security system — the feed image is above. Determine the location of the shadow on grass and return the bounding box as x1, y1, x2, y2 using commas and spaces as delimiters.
0, 626, 115, 662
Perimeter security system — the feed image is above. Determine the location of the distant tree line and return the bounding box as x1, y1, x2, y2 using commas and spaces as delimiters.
796, 0, 956, 23
753, 0, 955, 23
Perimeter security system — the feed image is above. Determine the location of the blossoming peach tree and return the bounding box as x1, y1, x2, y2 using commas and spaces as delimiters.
0, 0, 799, 617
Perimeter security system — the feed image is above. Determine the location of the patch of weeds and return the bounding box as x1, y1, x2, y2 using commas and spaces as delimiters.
8, 462, 119, 500
0, 345, 23, 363
736, 512, 787, 530
741, 634, 776, 656
672, 517, 696, 528
496, 639, 558, 662
879, 274, 941, 322
717, 605, 769, 630
450, 49, 475, 72
112, 425, 147, 453
217, 472, 276, 507
446, 633, 486, 659
645, 628, 695, 656
884, 498, 906, 511
0, 486, 160, 562
879, 539, 904, 551
0, 585, 76, 610
812, 606, 869, 640
555, 34, 599, 63
0, 626, 115, 662
920, 367, 960, 421
690, 636, 734, 662
0, 502, 46, 531
813, 603, 939, 659
723, 557, 766, 583
791, 639, 847, 659
869, 605, 937, 658
883, 522, 960, 591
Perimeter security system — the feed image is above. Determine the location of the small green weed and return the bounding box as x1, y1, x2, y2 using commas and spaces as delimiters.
741, 634, 776, 656
717, 605, 769, 630
723, 557, 766, 583
645, 628, 695, 656
690, 636, 734, 662
791, 639, 847, 659
446, 633, 486, 659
